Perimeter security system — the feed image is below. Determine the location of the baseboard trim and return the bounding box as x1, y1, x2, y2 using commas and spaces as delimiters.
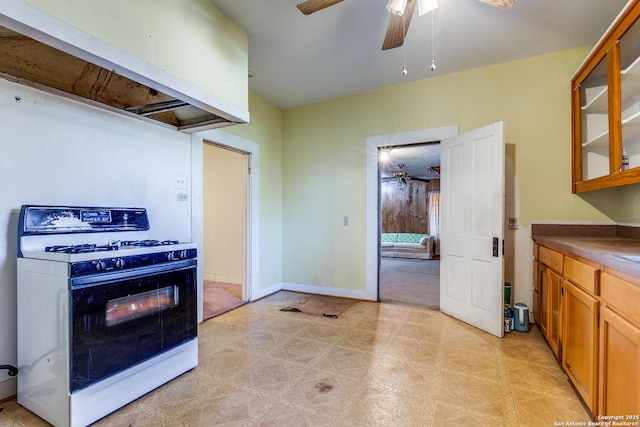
281, 282, 376, 301
203, 272, 242, 284
0, 377, 16, 402
251, 283, 283, 301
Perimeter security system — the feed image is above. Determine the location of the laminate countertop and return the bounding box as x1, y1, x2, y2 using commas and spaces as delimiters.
532, 234, 640, 280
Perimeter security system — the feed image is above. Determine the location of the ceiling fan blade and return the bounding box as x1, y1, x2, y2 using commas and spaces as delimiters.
297, 0, 344, 15
477, 0, 516, 10
382, 0, 417, 50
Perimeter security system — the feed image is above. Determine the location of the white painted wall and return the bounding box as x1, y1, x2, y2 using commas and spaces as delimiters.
0, 78, 193, 398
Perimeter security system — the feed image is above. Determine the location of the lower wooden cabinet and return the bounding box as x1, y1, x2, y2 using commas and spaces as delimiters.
532, 244, 640, 418
535, 260, 562, 358
599, 272, 640, 417
562, 280, 599, 412
599, 306, 640, 416
537, 262, 549, 337
547, 268, 562, 358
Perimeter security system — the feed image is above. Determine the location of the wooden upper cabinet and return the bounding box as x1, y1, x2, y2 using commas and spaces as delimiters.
572, 0, 640, 193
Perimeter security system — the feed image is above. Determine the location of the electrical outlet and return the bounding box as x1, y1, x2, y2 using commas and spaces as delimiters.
174, 175, 187, 189
508, 218, 519, 230
177, 193, 189, 201
343, 216, 349, 226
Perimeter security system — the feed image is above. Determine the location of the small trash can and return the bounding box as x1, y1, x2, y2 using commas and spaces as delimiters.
513, 303, 530, 332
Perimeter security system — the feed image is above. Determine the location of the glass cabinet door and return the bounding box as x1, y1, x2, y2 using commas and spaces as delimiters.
571, 1, 640, 193
620, 15, 640, 172
579, 56, 610, 181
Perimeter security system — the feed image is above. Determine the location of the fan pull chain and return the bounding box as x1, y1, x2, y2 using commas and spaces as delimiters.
430, 1, 436, 72
402, 9, 408, 76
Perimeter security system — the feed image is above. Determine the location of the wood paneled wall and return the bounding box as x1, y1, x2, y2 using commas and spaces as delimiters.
381, 179, 439, 233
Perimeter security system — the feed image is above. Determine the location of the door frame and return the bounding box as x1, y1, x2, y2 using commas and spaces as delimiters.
191, 130, 261, 322
203, 142, 250, 301
365, 126, 458, 301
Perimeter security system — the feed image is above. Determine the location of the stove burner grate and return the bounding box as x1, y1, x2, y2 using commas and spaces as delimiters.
120, 240, 179, 247
45, 244, 119, 254
43, 240, 180, 254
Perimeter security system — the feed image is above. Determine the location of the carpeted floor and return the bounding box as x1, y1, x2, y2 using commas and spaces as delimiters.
379, 257, 440, 309
203, 281, 245, 320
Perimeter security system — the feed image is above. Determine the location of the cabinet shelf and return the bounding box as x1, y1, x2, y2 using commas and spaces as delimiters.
582, 130, 609, 148
581, 85, 608, 113
621, 55, 640, 108
622, 110, 640, 144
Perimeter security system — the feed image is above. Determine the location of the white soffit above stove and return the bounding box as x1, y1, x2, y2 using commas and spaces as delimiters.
0, 1, 249, 133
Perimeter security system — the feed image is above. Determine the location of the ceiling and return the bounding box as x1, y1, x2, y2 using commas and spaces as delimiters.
208, 0, 629, 177
209, 0, 629, 110
380, 143, 441, 181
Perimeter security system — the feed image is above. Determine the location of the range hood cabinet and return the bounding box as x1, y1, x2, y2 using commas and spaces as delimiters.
0, 24, 248, 133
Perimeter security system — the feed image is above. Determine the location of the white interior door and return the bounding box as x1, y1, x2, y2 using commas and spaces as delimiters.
440, 122, 505, 337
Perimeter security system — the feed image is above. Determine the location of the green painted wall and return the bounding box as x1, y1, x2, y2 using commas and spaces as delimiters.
281, 46, 631, 294
616, 183, 640, 222
225, 92, 284, 289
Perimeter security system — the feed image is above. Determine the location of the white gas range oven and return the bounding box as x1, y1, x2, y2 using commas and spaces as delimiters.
16, 205, 198, 427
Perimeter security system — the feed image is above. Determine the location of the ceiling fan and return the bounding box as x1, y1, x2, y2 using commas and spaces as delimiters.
296, 0, 517, 50
381, 170, 410, 185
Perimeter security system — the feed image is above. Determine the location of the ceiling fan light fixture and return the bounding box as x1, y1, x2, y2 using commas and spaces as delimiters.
418, 0, 438, 16
386, 0, 407, 16
477, 0, 517, 10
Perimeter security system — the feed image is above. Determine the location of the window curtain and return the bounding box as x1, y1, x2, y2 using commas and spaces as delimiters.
427, 191, 441, 256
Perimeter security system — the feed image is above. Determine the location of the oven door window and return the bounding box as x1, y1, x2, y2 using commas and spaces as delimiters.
70, 263, 196, 392
105, 285, 179, 327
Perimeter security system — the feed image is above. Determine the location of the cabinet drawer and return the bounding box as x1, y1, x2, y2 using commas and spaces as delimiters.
601, 272, 640, 327
564, 257, 600, 295
539, 246, 563, 273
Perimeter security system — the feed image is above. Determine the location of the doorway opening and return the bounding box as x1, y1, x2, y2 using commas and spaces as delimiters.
202, 143, 250, 319
378, 143, 441, 309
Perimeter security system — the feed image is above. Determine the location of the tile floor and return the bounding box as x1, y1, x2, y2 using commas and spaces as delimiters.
0, 291, 592, 426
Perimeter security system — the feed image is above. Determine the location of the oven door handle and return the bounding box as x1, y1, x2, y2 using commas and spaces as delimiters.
70, 259, 196, 289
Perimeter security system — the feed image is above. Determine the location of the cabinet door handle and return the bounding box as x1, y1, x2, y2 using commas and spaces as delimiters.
493, 237, 499, 257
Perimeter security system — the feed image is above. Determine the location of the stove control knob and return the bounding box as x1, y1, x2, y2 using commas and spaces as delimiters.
167, 252, 176, 261
114, 258, 125, 269
95, 261, 106, 272
179, 250, 188, 259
